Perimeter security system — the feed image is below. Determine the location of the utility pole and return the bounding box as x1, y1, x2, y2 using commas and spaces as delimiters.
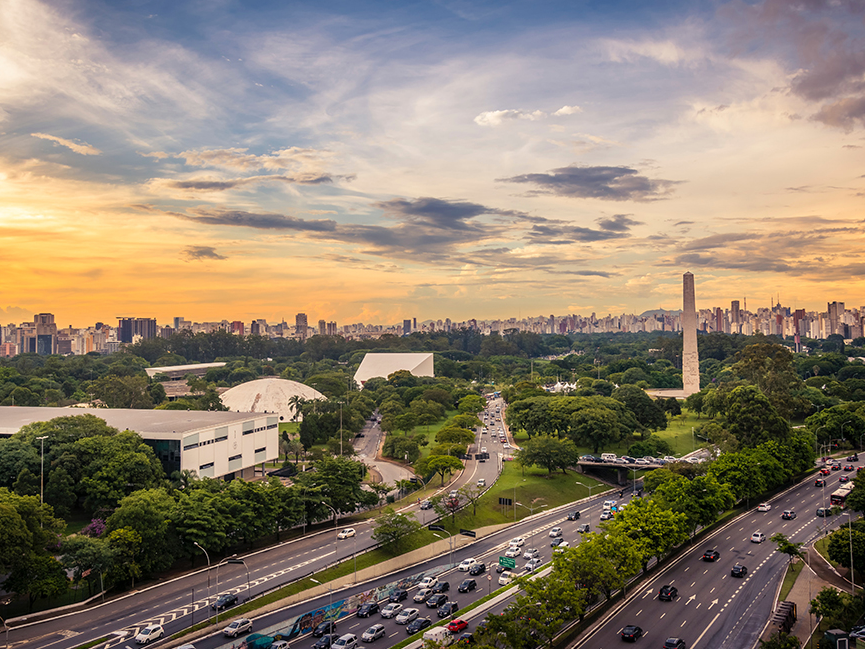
36, 436, 48, 504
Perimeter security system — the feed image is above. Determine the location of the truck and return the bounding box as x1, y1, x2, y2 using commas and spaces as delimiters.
423, 626, 454, 647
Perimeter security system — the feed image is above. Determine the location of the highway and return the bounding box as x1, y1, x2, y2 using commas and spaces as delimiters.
9, 400, 508, 649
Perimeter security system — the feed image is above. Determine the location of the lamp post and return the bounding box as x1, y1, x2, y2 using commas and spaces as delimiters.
579, 482, 596, 500
432, 530, 454, 567
310, 578, 334, 622
193, 542, 211, 606
352, 533, 358, 584
338, 401, 345, 456
36, 435, 48, 504
0, 615, 8, 649
322, 502, 339, 563
844, 512, 855, 595
215, 556, 250, 624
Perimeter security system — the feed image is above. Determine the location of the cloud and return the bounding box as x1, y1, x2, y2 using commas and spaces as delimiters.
182, 246, 226, 261
522, 215, 635, 244
31, 132, 101, 156
375, 197, 525, 231
811, 96, 865, 131
166, 147, 337, 172
553, 105, 582, 116
173, 208, 338, 232
152, 173, 343, 192
597, 214, 642, 232
498, 164, 681, 201
474, 109, 546, 127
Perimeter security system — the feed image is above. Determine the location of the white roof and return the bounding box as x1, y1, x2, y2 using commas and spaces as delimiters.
354, 353, 434, 386
219, 378, 325, 422
144, 362, 226, 378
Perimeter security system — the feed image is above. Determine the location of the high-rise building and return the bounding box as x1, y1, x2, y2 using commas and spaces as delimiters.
34, 313, 57, 355
326, 321, 337, 336
403, 319, 412, 336
117, 317, 157, 343
828, 301, 845, 336
682, 272, 700, 396
295, 313, 308, 341
231, 321, 244, 335
730, 300, 740, 331
318, 319, 326, 335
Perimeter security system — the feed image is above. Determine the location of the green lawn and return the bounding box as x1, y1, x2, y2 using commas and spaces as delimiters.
414, 410, 459, 462
279, 422, 299, 435
778, 558, 805, 601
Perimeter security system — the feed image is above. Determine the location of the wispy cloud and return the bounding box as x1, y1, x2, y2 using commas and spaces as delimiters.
31, 133, 101, 156
149, 173, 346, 192
474, 109, 546, 127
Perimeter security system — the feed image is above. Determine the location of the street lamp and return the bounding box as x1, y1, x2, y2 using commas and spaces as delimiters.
310, 578, 334, 621
215, 556, 250, 625
579, 482, 596, 500
0, 615, 8, 649
844, 512, 855, 595
36, 435, 48, 504
322, 502, 339, 563
338, 401, 345, 456
432, 530, 454, 567
193, 542, 211, 606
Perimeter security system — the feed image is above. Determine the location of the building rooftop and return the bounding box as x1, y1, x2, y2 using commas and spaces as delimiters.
144, 362, 226, 378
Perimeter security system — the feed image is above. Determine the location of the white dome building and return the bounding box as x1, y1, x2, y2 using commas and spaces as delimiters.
219, 377, 326, 422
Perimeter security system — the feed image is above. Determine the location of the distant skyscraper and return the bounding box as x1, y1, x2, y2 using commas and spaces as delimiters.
318, 319, 326, 335
682, 272, 700, 396
828, 301, 845, 336
295, 313, 308, 340
403, 319, 412, 336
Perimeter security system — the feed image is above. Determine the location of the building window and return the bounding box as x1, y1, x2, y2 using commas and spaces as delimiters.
255, 446, 266, 454
183, 442, 199, 451
215, 434, 228, 442
199, 462, 214, 470
228, 454, 242, 462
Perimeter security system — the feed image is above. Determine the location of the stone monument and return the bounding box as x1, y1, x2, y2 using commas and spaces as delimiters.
682, 271, 700, 396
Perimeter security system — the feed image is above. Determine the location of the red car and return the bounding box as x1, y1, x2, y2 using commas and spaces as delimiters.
447, 619, 469, 633
820, 468, 831, 476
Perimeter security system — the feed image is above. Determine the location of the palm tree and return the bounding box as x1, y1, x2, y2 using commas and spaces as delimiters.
288, 395, 306, 422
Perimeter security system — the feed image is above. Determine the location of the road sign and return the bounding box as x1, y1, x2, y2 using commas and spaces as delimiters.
498, 556, 516, 569
428, 524, 446, 532
498, 497, 512, 506
460, 529, 476, 538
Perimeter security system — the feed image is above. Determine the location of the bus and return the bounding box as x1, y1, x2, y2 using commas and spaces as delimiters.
830, 484, 854, 507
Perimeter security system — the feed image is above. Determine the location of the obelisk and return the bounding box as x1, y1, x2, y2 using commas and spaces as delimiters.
682, 272, 700, 396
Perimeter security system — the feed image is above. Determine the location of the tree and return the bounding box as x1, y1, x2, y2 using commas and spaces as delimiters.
570, 407, 625, 453
770, 533, 804, 565
45, 466, 76, 517
515, 436, 578, 475
371, 508, 422, 554
435, 426, 474, 446
458, 483, 485, 516
427, 455, 464, 486
759, 632, 800, 649
89, 375, 154, 409
612, 385, 667, 432
827, 520, 865, 577
610, 497, 688, 571
295, 455, 378, 516
106, 488, 179, 575
562, 530, 641, 601
732, 342, 804, 420
725, 385, 790, 448
106, 527, 143, 588
810, 586, 857, 630
369, 482, 392, 511
60, 535, 115, 596
458, 394, 485, 414
4, 554, 68, 611
654, 474, 735, 536
12, 467, 39, 497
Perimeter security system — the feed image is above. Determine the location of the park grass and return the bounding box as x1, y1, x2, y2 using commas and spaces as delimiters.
779, 559, 805, 601
279, 421, 299, 435
414, 409, 460, 462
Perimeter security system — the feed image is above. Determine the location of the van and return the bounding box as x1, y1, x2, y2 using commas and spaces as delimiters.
423, 626, 454, 647
603, 500, 616, 511
601, 453, 617, 463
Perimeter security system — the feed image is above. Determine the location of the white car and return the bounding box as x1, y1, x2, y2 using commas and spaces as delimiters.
505, 546, 521, 558
554, 541, 570, 552
458, 558, 477, 571
498, 571, 514, 585
751, 532, 766, 543
525, 557, 542, 571
395, 608, 420, 624
135, 625, 164, 644
413, 588, 433, 603
477, 478, 486, 487
223, 618, 252, 637
481, 447, 487, 453
509, 537, 525, 547
603, 500, 617, 511
337, 528, 356, 539
381, 603, 403, 618
600, 511, 613, 521
549, 527, 562, 538
523, 548, 539, 560
418, 576, 438, 589
757, 503, 772, 512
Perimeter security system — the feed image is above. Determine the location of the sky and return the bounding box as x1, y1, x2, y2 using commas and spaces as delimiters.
1, 0, 864, 328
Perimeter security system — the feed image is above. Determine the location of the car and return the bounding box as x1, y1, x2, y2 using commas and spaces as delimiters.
458, 558, 477, 572
357, 601, 380, 617
551, 537, 565, 547
211, 593, 238, 610
337, 528, 356, 539
549, 527, 563, 538
757, 503, 771, 512
525, 557, 542, 571
495, 564, 507, 573
659, 585, 678, 601
361, 625, 386, 642
498, 571, 514, 585
702, 549, 720, 561
135, 625, 164, 644
635, 458, 650, 465
449, 490, 458, 498
333, 633, 357, 649
469, 562, 486, 576
381, 603, 403, 618
312, 635, 338, 649
420, 500, 433, 510
832, 463, 842, 471
567, 511, 581, 521
395, 608, 419, 624
505, 546, 521, 558
621, 624, 643, 641
751, 532, 766, 543
438, 601, 459, 617
577, 523, 590, 533
841, 475, 851, 483
600, 511, 613, 521
178, 645, 197, 649
663, 639, 686, 649
820, 468, 831, 476
457, 632, 474, 644
731, 564, 748, 578
426, 593, 448, 608
480, 447, 487, 453
414, 588, 433, 603
477, 478, 486, 487
389, 588, 408, 602
523, 548, 539, 560
509, 537, 525, 547
432, 581, 450, 593
782, 510, 797, 520
458, 579, 477, 593
223, 618, 252, 638
406, 617, 432, 635
314, 621, 338, 637
447, 619, 469, 633
816, 478, 827, 487
603, 500, 617, 510
845, 465, 856, 472
817, 507, 830, 517
419, 576, 438, 589
848, 454, 859, 462
554, 541, 570, 552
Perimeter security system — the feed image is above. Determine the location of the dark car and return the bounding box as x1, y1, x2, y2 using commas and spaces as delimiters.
663, 639, 686, 649
840, 475, 851, 483
817, 507, 830, 517
731, 564, 747, 578
420, 501, 433, 510
845, 465, 856, 471
782, 510, 797, 520
357, 602, 379, 618
405, 617, 432, 635
848, 454, 859, 462
458, 579, 477, 593
457, 632, 474, 644
389, 589, 408, 603
437, 601, 459, 618
658, 585, 678, 601
495, 564, 507, 573
313, 621, 337, 638
551, 538, 565, 547
312, 634, 337, 649
815, 478, 826, 487
577, 523, 590, 533
211, 593, 238, 610
432, 581, 450, 594
621, 625, 643, 641
426, 593, 448, 608
702, 549, 720, 562
469, 563, 486, 576
567, 511, 581, 521
831, 463, 842, 471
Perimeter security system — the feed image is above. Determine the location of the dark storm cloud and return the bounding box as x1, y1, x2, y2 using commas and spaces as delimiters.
497, 164, 680, 201
521, 214, 638, 245
180, 208, 338, 232
375, 197, 526, 231
182, 246, 226, 261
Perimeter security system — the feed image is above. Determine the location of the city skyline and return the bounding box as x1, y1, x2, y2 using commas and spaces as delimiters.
2, 1, 864, 325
